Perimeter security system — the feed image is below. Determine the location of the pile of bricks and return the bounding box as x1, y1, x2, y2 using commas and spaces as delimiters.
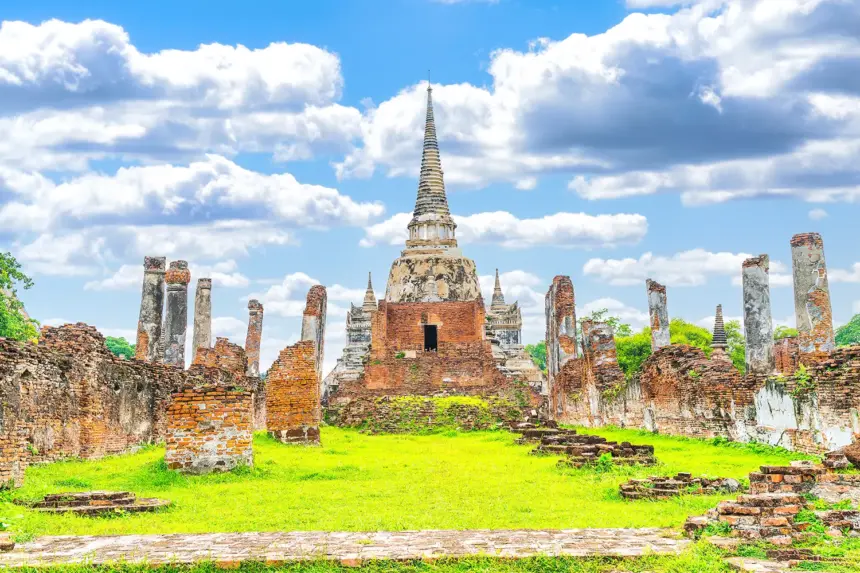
28, 491, 170, 515
713, 492, 807, 545
620, 472, 742, 500
532, 432, 655, 468
165, 382, 254, 474
823, 451, 851, 469
749, 464, 825, 494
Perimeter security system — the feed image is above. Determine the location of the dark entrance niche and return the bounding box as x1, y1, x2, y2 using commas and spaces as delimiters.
423, 325, 438, 352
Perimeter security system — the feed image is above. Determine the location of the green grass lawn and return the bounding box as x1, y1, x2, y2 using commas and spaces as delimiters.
0, 427, 813, 540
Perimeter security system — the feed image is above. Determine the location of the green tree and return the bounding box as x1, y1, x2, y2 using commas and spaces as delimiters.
836, 314, 860, 347
105, 336, 135, 359
525, 341, 547, 372
724, 319, 745, 373
0, 252, 39, 342
615, 319, 716, 379
774, 325, 798, 340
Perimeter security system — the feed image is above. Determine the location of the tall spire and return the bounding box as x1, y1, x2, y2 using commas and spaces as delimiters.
405, 83, 458, 250
362, 272, 377, 311
711, 304, 727, 350
491, 269, 506, 310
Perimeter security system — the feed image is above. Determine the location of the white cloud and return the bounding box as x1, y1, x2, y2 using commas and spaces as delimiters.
360, 211, 647, 248
584, 249, 790, 287
830, 263, 860, 283
808, 208, 828, 221
0, 155, 384, 233
580, 298, 651, 329
338, 1, 860, 205
84, 259, 250, 291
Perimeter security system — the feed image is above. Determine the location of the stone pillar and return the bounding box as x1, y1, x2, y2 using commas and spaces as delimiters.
646, 279, 670, 351
162, 261, 191, 367
743, 255, 775, 374
301, 285, 327, 383
191, 278, 212, 363
134, 256, 166, 363
791, 232, 835, 355
545, 276, 577, 417
581, 320, 618, 367
245, 300, 264, 377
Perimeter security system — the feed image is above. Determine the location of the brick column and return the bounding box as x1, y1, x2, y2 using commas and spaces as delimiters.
245, 299, 264, 377
134, 256, 166, 363
266, 286, 327, 445
191, 278, 212, 363
545, 276, 578, 417
646, 279, 670, 351
743, 255, 775, 374
790, 232, 835, 355
163, 261, 191, 367
301, 285, 327, 382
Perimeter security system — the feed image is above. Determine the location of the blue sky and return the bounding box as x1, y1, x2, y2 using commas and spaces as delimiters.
1, 0, 858, 373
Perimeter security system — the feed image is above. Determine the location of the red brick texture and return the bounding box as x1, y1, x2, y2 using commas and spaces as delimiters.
266, 341, 320, 444
165, 382, 254, 474
774, 337, 799, 375
0, 323, 262, 487
191, 338, 247, 381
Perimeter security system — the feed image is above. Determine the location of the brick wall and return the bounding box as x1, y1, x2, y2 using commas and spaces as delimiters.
551, 340, 860, 454
165, 381, 253, 474
266, 341, 320, 444
192, 338, 247, 381
0, 323, 255, 487
774, 337, 799, 375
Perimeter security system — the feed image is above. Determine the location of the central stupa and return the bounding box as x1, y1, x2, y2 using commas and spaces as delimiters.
384, 85, 482, 303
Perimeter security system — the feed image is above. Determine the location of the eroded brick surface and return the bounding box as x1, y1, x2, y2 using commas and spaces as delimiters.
166, 381, 254, 474
790, 233, 835, 355
266, 341, 320, 444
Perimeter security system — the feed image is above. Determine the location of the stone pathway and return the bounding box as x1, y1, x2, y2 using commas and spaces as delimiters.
0, 528, 689, 567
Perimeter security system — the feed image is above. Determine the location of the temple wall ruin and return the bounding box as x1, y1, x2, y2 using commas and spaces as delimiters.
0, 323, 266, 487
550, 342, 860, 454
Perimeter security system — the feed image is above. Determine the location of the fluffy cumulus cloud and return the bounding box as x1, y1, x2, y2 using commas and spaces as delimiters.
340, 0, 860, 205
579, 297, 651, 329
583, 249, 792, 287
361, 211, 647, 248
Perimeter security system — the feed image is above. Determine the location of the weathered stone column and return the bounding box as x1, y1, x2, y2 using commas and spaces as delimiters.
301, 285, 328, 382
545, 276, 578, 417
162, 261, 191, 367
134, 256, 166, 363
245, 299, 264, 377
790, 232, 835, 354
742, 255, 775, 374
191, 278, 212, 363
646, 279, 670, 351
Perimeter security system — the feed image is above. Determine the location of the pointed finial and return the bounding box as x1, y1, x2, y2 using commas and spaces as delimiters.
711, 304, 727, 350
491, 268, 505, 309
363, 271, 376, 311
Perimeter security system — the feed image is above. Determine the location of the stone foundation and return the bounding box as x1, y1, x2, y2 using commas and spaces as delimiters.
165, 381, 254, 474
620, 473, 742, 500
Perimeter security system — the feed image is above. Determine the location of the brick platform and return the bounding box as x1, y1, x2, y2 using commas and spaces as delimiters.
0, 528, 689, 567
26, 491, 170, 515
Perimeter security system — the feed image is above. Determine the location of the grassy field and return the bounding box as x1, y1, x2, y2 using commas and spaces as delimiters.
0, 427, 813, 540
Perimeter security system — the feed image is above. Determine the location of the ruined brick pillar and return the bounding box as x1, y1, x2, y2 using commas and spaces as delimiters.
646, 279, 670, 351
581, 320, 618, 367
300, 285, 327, 382
245, 299, 264, 377
790, 232, 835, 355
162, 261, 191, 367
545, 276, 577, 417
743, 255, 775, 374
191, 278, 212, 363
134, 256, 166, 363
266, 286, 327, 445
